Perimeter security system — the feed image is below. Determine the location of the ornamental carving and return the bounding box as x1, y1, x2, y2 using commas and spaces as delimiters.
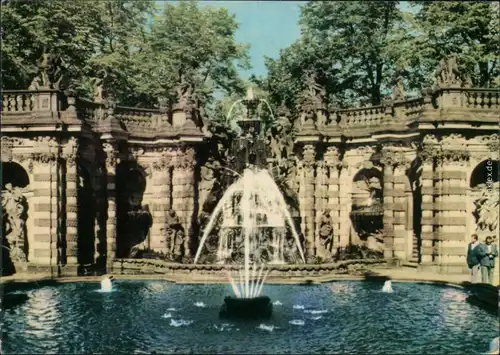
301, 145, 316, 168
102, 142, 120, 170
436, 149, 470, 166
441, 134, 467, 150
151, 156, 172, 172
380, 148, 411, 169
1, 184, 29, 263
175, 148, 196, 169
477, 134, 500, 153
435, 55, 464, 87
61, 137, 78, 167
422, 134, 439, 145
324, 146, 342, 169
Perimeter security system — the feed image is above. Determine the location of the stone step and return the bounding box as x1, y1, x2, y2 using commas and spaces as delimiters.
402, 261, 419, 268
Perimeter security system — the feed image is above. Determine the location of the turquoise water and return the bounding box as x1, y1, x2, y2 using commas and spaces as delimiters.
2, 281, 497, 354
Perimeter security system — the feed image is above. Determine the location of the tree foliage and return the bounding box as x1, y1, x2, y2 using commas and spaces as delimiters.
1, 0, 250, 112
262, 1, 499, 112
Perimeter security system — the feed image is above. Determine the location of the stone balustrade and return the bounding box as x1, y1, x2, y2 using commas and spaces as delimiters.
2, 89, 60, 115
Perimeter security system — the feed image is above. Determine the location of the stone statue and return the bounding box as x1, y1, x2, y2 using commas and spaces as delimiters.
1, 183, 28, 263
166, 210, 182, 258
474, 183, 499, 232
284, 237, 299, 264
317, 209, 334, 256
176, 70, 195, 111
268, 112, 294, 160
173, 229, 185, 260
31, 51, 65, 89
391, 63, 405, 101
93, 69, 108, 103
304, 70, 326, 104
435, 55, 462, 87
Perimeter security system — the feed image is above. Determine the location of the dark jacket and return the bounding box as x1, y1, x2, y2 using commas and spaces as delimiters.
466, 243, 480, 268
477, 243, 498, 268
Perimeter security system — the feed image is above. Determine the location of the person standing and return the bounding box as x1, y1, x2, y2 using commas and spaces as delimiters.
466, 234, 481, 283
477, 236, 498, 284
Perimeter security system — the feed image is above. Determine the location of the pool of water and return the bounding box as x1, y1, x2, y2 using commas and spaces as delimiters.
2, 280, 498, 354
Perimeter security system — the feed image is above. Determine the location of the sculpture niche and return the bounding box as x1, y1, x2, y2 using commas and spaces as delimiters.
1, 184, 29, 271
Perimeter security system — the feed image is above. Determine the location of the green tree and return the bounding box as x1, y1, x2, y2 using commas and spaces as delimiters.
409, 1, 499, 88
265, 1, 408, 109
135, 0, 250, 110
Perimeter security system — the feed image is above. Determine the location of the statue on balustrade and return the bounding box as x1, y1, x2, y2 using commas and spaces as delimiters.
474, 182, 499, 233
391, 63, 406, 101
267, 104, 294, 160
92, 69, 109, 103
30, 50, 65, 90
435, 55, 463, 87
1, 184, 28, 263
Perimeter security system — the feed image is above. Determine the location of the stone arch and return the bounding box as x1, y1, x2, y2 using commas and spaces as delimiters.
469, 159, 499, 240
350, 167, 384, 249
2, 161, 30, 189
1, 161, 30, 275
116, 162, 151, 258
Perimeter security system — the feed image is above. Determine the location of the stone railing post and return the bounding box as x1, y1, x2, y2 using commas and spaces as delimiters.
103, 142, 119, 271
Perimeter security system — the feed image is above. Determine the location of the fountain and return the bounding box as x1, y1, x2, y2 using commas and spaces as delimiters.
100, 276, 114, 293
382, 280, 393, 293
193, 88, 306, 319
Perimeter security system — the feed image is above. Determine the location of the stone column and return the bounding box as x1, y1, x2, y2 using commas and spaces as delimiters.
103, 142, 119, 271
420, 158, 435, 264
150, 156, 172, 254
298, 144, 316, 259
314, 160, 327, 253
435, 151, 469, 272
382, 162, 395, 259
31, 154, 59, 268
324, 147, 342, 247
392, 164, 409, 260
171, 147, 196, 259
62, 138, 79, 266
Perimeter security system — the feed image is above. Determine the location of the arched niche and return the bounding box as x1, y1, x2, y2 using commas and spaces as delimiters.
1, 161, 30, 275
2, 161, 30, 189
76, 163, 96, 272
469, 159, 499, 238
116, 162, 151, 258
350, 167, 384, 248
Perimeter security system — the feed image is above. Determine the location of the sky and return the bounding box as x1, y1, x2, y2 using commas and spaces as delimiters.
158, 1, 417, 79
160, 1, 306, 79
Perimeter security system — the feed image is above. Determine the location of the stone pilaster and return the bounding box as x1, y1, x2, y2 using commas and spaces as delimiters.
324, 147, 342, 247
31, 155, 58, 267
434, 150, 469, 272
298, 144, 316, 259
380, 148, 411, 260
392, 165, 409, 260
420, 159, 435, 264
103, 142, 119, 270
382, 162, 395, 258
61, 137, 79, 266
314, 160, 327, 252
171, 147, 196, 258
149, 156, 172, 254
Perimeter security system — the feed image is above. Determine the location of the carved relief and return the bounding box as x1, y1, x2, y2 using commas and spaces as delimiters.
102, 142, 119, 170
301, 145, 316, 168
324, 146, 342, 169
1, 184, 29, 263
473, 183, 499, 233
380, 148, 411, 169
61, 137, 78, 167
